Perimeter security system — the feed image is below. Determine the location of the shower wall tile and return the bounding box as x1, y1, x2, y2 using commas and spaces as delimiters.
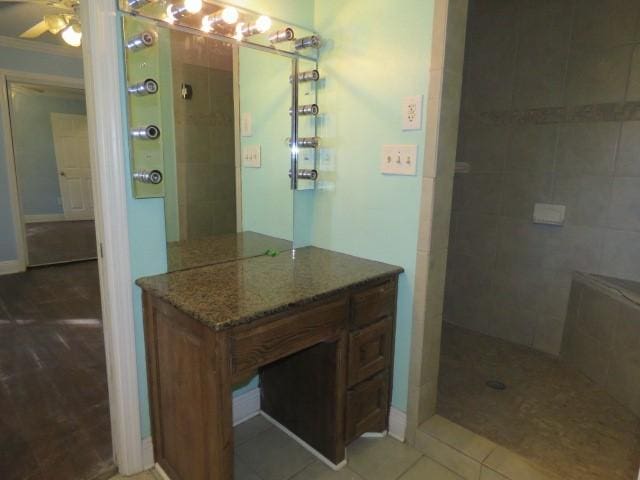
554, 122, 620, 175
615, 121, 640, 176
499, 172, 553, 220
607, 177, 640, 231
512, 0, 573, 109
571, 0, 640, 50
564, 46, 632, 106
506, 124, 557, 173
601, 230, 640, 282
446, 0, 640, 356
552, 175, 613, 227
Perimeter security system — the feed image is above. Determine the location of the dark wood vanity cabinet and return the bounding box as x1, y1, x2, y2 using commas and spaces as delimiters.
138, 249, 401, 480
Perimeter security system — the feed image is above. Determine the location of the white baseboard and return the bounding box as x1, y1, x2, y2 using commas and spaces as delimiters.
388, 407, 407, 442
142, 436, 154, 470
24, 214, 66, 223
0, 260, 24, 276
140, 390, 407, 472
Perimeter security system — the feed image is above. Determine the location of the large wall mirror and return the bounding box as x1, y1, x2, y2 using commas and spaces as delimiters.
122, 14, 319, 272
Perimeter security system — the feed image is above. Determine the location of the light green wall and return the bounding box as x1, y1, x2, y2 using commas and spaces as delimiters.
298, 0, 435, 411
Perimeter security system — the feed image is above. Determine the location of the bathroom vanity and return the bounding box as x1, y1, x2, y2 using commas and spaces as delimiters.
137, 247, 402, 479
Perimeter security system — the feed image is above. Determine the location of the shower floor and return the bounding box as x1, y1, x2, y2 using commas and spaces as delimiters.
437, 323, 640, 480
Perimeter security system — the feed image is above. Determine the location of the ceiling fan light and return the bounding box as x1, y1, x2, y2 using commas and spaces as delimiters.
61, 24, 82, 47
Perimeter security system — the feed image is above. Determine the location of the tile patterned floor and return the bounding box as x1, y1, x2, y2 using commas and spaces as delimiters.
0, 261, 113, 480
26, 221, 97, 267
437, 323, 640, 480
111, 415, 465, 480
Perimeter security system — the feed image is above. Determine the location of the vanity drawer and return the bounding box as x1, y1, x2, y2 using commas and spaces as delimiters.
230, 296, 348, 379
351, 280, 396, 329
348, 319, 392, 387
345, 371, 389, 443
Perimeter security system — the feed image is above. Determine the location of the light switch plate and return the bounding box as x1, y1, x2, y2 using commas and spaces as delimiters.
242, 145, 261, 168
403, 95, 423, 130
380, 145, 418, 176
241, 112, 253, 137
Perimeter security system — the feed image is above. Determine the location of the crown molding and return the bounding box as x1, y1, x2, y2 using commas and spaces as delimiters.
0, 35, 82, 58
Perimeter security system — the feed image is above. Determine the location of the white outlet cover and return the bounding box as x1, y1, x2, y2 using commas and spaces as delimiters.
241, 112, 253, 137
242, 145, 261, 168
380, 145, 418, 176
403, 95, 423, 130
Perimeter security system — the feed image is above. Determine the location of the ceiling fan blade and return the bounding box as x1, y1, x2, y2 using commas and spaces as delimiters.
19, 20, 49, 39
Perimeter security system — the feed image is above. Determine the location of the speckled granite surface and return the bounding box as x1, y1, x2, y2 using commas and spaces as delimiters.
137, 247, 403, 331
167, 231, 293, 272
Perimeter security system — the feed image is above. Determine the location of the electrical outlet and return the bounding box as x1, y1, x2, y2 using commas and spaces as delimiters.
241, 112, 253, 137
242, 145, 261, 168
403, 95, 423, 130
380, 145, 418, 175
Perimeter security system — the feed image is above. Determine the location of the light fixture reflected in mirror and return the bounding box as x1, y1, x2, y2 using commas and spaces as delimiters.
235, 15, 272, 40
128, 0, 158, 8
201, 7, 239, 32
269, 27, 294, 43
61, 23, 82, 47
166, 0, 203, 24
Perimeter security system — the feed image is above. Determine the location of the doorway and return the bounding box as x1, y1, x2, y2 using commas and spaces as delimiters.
1, 76, 114, 479
8, 82, 97, 267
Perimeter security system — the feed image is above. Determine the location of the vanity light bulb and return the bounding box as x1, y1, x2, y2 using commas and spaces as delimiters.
183, 0, 202, 13
61, 24, 82, 47
221, 7, 239, 24
255, 15, 272, 33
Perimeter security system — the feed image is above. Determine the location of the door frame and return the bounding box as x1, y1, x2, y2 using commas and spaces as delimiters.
0, 0, 146, 475
0, 71, 85, 271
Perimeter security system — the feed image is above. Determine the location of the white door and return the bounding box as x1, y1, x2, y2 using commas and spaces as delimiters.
51, 112, 94, 220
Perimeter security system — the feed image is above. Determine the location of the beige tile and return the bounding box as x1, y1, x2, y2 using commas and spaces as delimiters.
601, 229, 640, 282
399, 456, 464, 480
347, 436, 421, 480
512, 0, 572, 109
506, 125, 557, 173
234, 414, 273, 446
235, 456, 262, 480
431, 176, 455, 252
419, 314, 443, 386
413, 429, 481, 480
554, 123, 620, 175
483, 447, 560, 480
291, 461, 364, 480
552, 175, 613, 228
236, 426, 314, 480
417, 178, 435, 251
564, 46, 632, 105
615, 121, 640, 175
608, 177, 640, 231
420, 415, 496, 463
109, 470, 158, 480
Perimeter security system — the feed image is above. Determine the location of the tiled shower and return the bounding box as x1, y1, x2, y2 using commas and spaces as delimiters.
445, 0, 640, 355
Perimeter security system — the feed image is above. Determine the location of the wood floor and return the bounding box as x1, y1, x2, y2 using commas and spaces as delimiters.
26, 221, 97, 267
0, 261, 114, 480
437, 323, 640, 480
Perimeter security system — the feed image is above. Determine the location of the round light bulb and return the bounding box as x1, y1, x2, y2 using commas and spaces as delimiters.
255, 15, 272, 33
61, 24, 82, 47
183, 0, 202, 14
221, 7, 239, 24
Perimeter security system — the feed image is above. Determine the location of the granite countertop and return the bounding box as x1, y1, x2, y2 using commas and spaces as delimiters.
137, 246, 404, 331
166, 231, 293, 272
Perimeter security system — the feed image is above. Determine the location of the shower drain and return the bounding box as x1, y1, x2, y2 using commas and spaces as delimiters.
486, 380, 507, 390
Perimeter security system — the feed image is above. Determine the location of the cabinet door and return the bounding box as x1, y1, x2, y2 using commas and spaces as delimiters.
345, 371, 389, 443
348, 319, 392, 387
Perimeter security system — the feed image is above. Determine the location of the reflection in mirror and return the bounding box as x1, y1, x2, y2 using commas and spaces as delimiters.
158, 26, 294, 271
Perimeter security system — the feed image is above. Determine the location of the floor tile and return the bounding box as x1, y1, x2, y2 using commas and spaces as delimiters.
347, 436, 422, 480
291, 461, 364, 480
398, 457, 464, 480
413, 430, 481, 480
483, 447, 560, 480
236, 425, 314, 480
420, 415, 496, 462
235, 456, 262, 480
235, 414, 273, 446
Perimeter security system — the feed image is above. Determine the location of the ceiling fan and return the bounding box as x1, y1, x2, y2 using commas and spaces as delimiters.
6, 0, 82, 47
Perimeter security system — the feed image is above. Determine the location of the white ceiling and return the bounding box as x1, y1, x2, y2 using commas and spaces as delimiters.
0, 1, 70, 46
